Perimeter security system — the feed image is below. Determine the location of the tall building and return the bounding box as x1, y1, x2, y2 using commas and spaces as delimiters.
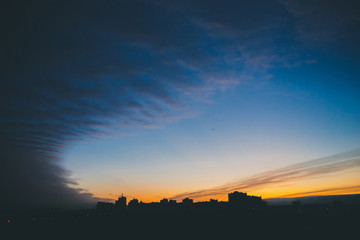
115, 194, 127, 210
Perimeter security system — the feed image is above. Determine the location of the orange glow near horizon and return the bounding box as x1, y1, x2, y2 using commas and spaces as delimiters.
87, 150, 360, 203
94, 186, 360, 203
92, 171, 360, 203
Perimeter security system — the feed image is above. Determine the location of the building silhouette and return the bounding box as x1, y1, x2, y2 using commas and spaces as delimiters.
160, 198, 169, 206
115, 194, 127, 210
128, 198, 139, 209
97, 191, 266, 212
228, 191, 265, 209
228, 191, 247, 203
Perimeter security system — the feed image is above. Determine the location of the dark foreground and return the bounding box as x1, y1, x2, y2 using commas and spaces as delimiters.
1, 204, 359, 239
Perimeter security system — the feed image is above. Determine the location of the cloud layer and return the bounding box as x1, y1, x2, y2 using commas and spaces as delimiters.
1, 0, 359, 208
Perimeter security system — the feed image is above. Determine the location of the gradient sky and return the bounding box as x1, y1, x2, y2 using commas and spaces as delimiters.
1, 0, 360, 207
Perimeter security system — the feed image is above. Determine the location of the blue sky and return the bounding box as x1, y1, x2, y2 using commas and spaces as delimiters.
1, 0, 360, 206
64, 45, 360, 201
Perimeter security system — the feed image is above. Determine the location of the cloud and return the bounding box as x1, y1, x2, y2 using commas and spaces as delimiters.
278, 0, 360, 52
171, 149, 360, 201
277, 185, 360, 198
2, 0, 356, 208
1, 0, 299, 208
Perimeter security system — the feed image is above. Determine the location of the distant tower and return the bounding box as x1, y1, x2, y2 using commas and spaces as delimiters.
115, 193, 127, 210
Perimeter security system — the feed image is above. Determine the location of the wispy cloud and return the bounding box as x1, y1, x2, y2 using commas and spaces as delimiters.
277, 185, 360, 198
171, 149, 360, 200
278, 0, 360, 45
0, 0, 297, 208
2, 0, 359, 208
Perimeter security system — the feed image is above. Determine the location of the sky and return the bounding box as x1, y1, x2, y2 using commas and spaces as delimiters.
1, 0, 360, 208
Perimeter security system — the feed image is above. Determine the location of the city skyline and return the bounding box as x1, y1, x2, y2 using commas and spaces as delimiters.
97, 191, 264, 207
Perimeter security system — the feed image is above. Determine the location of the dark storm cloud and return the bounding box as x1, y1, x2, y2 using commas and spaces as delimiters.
171, 149, 360, 200
0, 139, 102, 208
1, 0, 358, 208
